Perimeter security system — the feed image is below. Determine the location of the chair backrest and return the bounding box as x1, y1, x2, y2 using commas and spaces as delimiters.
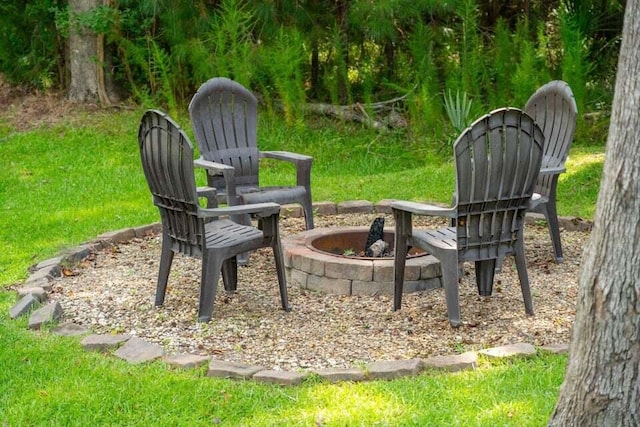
188, 77, 260, 188
454, 108, 544, 261
138, 110, 204, 258
524, 80, 578, 196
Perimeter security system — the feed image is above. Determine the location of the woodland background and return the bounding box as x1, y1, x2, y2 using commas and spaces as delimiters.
0, 0, 624, 146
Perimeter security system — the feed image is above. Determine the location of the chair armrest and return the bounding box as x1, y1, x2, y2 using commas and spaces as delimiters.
390, 200, 456, 218
539, 165, 565, 176
194, 158, 238, 200
199, 202, 281, 219
259, 151, 313, 187
260, 150, 312, 163
194, 158, 235, 175
196, 186, 217, 208
196, 186, 217, 199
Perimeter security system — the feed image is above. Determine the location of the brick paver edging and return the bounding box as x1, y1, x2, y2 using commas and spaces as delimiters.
8, 200, 584, 385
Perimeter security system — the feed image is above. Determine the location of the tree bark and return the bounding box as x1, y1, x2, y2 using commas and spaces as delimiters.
548, 1, 640, 426
68, 0, 109, 103
334, 0, 349, 104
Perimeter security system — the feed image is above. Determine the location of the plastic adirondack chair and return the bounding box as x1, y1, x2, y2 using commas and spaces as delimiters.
137, 110, 290, 322
189, 77, 314, 231
524, 80, 578, 262
392, 108, 544, 327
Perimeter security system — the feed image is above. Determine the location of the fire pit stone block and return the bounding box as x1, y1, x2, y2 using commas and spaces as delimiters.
325, 259, 373, 281
307, 275, 352, 294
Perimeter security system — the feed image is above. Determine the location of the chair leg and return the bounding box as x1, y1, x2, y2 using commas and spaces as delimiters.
514, 240, 534, 316
302, 198, 314, 230
544, 200, 564, 263
475, 259, 497, 296
440, 256, 462, 328
222, 257, 238, 291
494, 256, 504, 273
393, 242, 408, 311
272, 242, 290, 312
198, 251, 224, 322
234, 213, 253, 266
393, 211, 411, 311
156, 235, 174, 306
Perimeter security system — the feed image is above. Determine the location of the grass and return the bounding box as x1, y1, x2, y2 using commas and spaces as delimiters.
559, 145, 606, 219
1, 293, 566, 425
0, 106, 605, 425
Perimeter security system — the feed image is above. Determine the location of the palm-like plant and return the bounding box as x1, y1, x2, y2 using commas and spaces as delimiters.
441, 89, 473, 152
443, 89, 472, 134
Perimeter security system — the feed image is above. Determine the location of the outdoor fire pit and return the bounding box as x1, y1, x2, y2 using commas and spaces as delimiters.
282, 226, 442, 295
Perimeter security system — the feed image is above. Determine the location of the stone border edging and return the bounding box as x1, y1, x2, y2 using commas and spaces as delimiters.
8, 200, 583, 385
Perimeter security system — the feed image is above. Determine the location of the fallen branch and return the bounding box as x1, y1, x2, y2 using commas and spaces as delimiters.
302, 102, 389, 130
301, 86, 415, 130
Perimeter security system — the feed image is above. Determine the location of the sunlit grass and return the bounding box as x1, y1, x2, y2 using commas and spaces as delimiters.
558, 146, 606, 219
264, 385, 406, 426
0, 302, 566, 426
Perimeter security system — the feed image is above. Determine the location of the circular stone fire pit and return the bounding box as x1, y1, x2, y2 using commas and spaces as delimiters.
282, 227, 442, 295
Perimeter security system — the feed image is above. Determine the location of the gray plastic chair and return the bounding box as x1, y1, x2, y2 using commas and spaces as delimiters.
189, 77, 314, 230
524, 80, 578, 262
392, 108, 544, 327
138, 110, 290, 322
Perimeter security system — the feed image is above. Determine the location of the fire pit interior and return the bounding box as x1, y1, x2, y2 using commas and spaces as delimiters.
282, 226, 442, 296
310, 229, 425, 259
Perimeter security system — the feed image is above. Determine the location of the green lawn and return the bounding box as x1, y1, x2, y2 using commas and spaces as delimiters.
1, 301, 566, 425
0, 106, 604, 426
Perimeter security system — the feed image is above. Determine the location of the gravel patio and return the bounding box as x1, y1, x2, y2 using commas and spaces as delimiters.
48, 211, 589, 371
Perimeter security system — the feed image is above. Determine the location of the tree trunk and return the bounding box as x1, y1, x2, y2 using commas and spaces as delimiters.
310, 40, 320, 100
548, 2, 640, 426
67, 0, 110, 104
384, 39, 395, 81
334, 0, 349, 104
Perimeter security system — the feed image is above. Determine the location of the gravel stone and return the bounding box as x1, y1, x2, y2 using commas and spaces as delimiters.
313, 367, 366, 382
208, 360, 264, 379
81, 333, 131, 351
479, 342, 537, 358
366, 358, 424, 380
17, 286, 47, 301
28, 301, 63, 330
51, 322, 90, 336
164, 354, 211, 370
114, 336, 165, 364
423, 351, 478, 372
10, 294, 40, 319
252, 370, 307, 386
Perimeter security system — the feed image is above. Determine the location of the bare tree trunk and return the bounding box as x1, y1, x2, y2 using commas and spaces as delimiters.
548, 1, 640, 426
310, 40, 320, 100
68, 0, 110, 104
335, 0, 349, 104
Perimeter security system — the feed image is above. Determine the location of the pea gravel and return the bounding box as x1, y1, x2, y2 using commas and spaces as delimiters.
48, 213, 586, 371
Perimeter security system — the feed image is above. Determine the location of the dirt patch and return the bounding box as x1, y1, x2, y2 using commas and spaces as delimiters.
0, 75, 101, 132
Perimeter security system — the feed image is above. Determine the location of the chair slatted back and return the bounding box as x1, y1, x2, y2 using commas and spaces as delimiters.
524, 80, 578, 197
454, 108, 544, 261
189, 77, 260, 188
138, 110, 204, 257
